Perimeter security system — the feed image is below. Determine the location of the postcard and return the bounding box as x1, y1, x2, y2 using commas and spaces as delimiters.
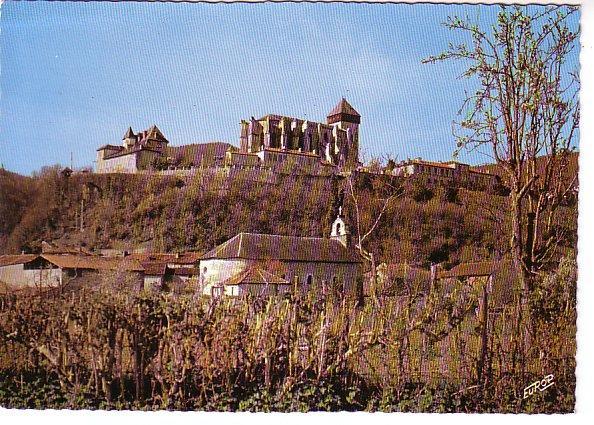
0, 0, 586, 418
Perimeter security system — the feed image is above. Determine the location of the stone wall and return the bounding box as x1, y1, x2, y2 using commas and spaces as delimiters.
96, 152, 139, 174
0, 264, 62, 289
96, 150, 162, 174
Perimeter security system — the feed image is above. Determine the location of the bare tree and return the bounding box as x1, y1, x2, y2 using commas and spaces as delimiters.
346, 173, 401, 306
423, 5, 579, 380
424, 5, 579, 290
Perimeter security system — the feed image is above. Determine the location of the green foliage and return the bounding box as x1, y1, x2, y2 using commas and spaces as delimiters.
406, 177, 434, 202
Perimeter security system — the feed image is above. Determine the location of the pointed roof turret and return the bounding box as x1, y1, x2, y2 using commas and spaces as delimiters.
327, 98, 361, 125
145, 125, 169, 143
123, 127, 135, 140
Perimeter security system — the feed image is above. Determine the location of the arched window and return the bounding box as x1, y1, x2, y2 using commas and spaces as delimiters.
307, 275, 313, 286
335, 222, 341, 234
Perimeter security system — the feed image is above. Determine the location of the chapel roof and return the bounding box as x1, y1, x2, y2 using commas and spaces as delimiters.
201, 233, 362, 263
219, 266, 290, 286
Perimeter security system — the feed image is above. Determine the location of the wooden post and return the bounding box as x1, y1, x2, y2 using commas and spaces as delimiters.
477, 275, 491, 394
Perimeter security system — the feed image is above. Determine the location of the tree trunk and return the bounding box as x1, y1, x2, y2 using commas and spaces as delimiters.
477, 277, 490, 397
510, 190, 532, 385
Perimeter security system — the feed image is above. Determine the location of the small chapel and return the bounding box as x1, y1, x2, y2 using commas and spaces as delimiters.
198, 208, 363, 297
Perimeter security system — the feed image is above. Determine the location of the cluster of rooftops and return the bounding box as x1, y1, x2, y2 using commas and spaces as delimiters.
0, 236, 514, 304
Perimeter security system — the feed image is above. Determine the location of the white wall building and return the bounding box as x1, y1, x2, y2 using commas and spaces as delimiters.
199, 211, 363, 297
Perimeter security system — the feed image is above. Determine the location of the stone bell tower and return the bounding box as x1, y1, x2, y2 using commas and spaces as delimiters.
330, 206, 351, 248
327, 98, 360, 169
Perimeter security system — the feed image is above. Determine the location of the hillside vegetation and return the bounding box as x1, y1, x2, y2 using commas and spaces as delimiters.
0, 163, 578, 412
0, 164, 577, 269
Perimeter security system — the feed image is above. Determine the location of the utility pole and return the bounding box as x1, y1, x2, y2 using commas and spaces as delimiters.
80, 185, 88, 232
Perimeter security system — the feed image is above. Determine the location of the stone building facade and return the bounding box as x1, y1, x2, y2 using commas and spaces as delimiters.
96, 125, 170, 174
231, 98, 361, 172
390, 158, 499, 189
95, 99, 361, 175
0, 254, 144, 291
437, 260, 518, 313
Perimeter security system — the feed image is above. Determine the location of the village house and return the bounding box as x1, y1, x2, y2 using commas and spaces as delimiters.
437, 260, 518, 314
0, 254, 144, 292
127, 252, 202, 291
198, 209, 363, 297
363, 263, 431, 298
0, 255, 62, 292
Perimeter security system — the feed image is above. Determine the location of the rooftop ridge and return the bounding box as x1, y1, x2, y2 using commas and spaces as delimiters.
237, 231, 329, 241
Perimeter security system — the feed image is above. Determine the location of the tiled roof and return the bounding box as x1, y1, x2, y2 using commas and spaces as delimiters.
173, 267, 196, 276
142, 262, 167, 276
327, 98, 360, 118
219, 267, 290, 286
41, 254, 144, 272
97, 144, 124, 152
0, 254, 39, 267
103, 145, 161, 159
167, 142, 236, 166
123, 127, 135, 139
201, 233, 362, 263
128, 252, 202, 265
145, 125, 168, 143
438, 260, 519, 308
438, 260, 512, 278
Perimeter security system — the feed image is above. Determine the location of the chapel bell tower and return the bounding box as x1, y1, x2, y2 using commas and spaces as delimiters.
331, 206, 351, 248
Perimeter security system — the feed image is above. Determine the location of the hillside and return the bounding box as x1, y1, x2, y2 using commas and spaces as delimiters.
0, 163, 577, 269
473, 151, 578, 185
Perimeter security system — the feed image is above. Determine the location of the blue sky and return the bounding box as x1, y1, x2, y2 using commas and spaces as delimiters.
0, 2, 580, 175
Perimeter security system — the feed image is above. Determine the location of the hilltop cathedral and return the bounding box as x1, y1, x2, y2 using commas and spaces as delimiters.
95, 99, 361, 174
